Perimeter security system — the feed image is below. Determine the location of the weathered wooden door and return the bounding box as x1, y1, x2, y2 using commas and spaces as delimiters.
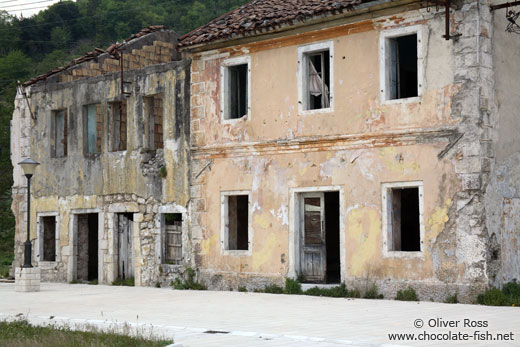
117, 213, 133, 280
300, 193, 326, 283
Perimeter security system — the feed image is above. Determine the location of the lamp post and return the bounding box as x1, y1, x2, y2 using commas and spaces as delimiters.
18, 158, 39, 268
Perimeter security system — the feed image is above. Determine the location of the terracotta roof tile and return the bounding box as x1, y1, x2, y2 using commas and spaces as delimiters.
179, 0, 377, 47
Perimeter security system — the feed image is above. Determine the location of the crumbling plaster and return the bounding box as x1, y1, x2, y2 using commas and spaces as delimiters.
11, 57, 191, 285
186, 4, 497, 300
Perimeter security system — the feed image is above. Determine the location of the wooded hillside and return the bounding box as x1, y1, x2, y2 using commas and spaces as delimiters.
0, 0, 249, 276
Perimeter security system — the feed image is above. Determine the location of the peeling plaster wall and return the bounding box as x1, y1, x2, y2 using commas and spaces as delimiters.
485, 0, 520, 286
187, 4, 496, 301
11, 58, 191, 286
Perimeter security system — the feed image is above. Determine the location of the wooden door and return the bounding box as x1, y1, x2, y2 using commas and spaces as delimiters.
117, 213, 133, 279
300, 193, 326, 283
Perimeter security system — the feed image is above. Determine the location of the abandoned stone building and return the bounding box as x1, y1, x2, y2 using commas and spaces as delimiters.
11, 26, 191, 286
11, 0, 520, 301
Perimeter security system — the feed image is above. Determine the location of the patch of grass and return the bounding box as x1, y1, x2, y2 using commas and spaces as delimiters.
363, 284, 384, 299
0, 319, 172, 346
155, 282, 161, 288
69, 280, 79, 284
238, 286, 247, 292
88, 279, 98, 285
112, 277, 135, 287
284, 278, 302, 294
263, 284, 284, 294
395, 287, 418, 301
170, 267, 206, 290
477, 281, 520, 307
503, 280, 520, 306
444, 293, 459, 304
303, 283, 361, 298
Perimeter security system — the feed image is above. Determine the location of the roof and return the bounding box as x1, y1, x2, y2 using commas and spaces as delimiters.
179, 0, 378, 47
23, 25, 170, 87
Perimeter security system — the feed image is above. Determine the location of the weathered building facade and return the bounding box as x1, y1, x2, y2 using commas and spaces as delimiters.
179, 0, 519, 301
11, 26, 191, 286
11, 0, 520, 302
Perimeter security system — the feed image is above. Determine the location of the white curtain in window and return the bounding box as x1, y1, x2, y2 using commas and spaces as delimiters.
308, 60, 330, 108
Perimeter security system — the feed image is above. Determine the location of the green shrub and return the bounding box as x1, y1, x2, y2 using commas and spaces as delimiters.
364, 284, 384, 299
395, 287, 418, 301
348, 288, 361, 298
238, 286, 247, 292
0, 266, 9, 278
284, 278, 302, 294
155, 282, 161, 288
88, 279, 98, 285
444, 293, 459, 304
264, 284, 284, 294
112, 277, 135, 286
170, 267, 206, 290
502, 280, 520, 305
478, 288, 509, 306
303, 283, 361, 298
69, 280, 79, 284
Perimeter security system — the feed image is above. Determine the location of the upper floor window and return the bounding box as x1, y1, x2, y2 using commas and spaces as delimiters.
109, 101, 127, 152
298, 41, 334, 113
51, 109, 67, 158
221, 56, 250, 121
380, 26, 422, 102
85, 103, 102, 154
145, 95, 164, 150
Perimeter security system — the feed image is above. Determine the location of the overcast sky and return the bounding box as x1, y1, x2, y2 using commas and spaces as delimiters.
2, 0, 65, 18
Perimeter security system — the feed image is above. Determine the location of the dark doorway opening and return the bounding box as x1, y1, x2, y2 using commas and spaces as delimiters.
325, 192, 340, 283
399, 188, 420, 251
77, 213, 98, 282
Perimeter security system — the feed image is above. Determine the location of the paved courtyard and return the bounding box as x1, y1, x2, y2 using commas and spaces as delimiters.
0, 282, 519, 347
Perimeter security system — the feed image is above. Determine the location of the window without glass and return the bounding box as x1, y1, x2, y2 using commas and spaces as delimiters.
224, 64, 248, 119
86, 104, 102, 154
304, 50, 330, 110
163, 213, 182, 265
387, 34, 418, 100
109, 101, 127, 151
42, 216, 56, 261
225, 195, 249, 250
51, 110, 67, 157
388, 187, 420, 252
145, 95, 163, 150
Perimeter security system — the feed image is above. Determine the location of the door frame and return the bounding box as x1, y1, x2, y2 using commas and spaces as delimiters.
288, 186, 345, 283
107, 203, 139, 285
68, 209, 103, 283
300, 192, 326, 282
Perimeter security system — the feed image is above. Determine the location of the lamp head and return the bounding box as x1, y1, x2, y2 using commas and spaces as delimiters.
18, 158, 40, 177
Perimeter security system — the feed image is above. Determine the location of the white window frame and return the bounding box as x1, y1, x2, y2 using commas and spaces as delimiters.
220, 56, 251, 123
379, 25, 423, 104
220, 190, 252, 256
381, 181, 425, 259
36, 212, 60, 264
297, 40, 334, 115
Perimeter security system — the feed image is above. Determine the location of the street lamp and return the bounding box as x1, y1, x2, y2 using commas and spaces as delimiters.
18, 158, 39, 268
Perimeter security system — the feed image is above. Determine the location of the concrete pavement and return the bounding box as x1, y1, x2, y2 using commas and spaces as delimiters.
0, 282, 519, 346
